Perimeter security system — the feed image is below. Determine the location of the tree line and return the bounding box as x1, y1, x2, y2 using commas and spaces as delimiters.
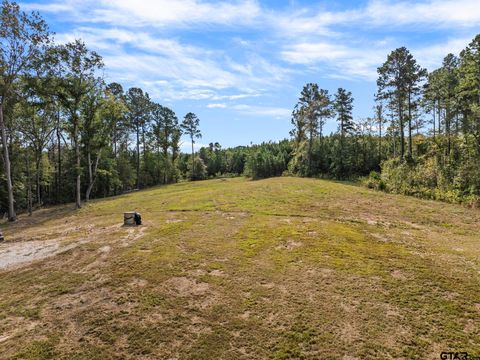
247, 34, 480, 205
0, 1, 204, 221
2, 0, 479, 220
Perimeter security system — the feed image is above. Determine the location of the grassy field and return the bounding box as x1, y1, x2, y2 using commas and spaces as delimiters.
0, 177, 479, 359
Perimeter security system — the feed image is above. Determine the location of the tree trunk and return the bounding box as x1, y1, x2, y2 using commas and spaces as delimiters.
399, 99, 405, 160
455, 113, 459, 136
157, 146, 162, 185
378, 120, 382, 165
393, 130, 397, 158
86, 151, 100, 202
35, 153, 41, 208
136, 123, 140, 189
377, 106, 382, 164
163, 147, 168, 184
446, 108, 451, 157
142, 123, 146, 161
74, 117, 81, 209
26, 152, 32, 216
56, 123, 62, 203
308, 131, 313, 175
191, 139, 195, 180
0, 103, 16, 221
407, 92, 412, 158
164, 127, 169, 184
141, 123, 146, 185
86, 150, 92, 202
437, 100, 441, 135
113, 122, 117, 157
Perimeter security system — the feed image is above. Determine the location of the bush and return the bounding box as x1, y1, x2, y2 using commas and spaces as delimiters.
363, 171, 386, 191
188, 157, 207, 181
371, 155, 480, 205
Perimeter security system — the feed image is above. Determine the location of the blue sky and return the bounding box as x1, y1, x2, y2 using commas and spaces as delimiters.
21, 0, 480, 151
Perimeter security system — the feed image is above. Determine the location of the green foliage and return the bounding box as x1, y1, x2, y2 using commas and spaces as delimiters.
14, 338, 57, 360
379, 152, 480, 205
188, 156, 208, 181
1, 0, 480, 215
363, 171, 386, 191
244, 141, 291, 180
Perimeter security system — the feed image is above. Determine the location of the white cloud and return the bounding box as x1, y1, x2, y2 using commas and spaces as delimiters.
23, 0, 480, 104
232, 104, 291, 118
99, 0, 261, 27
282, 42, 349, 64
281, 34, 476, 81
271, 0, 480, 37
207, 103, 227, 108
281, 40, 387, 80
25, 0, 480, 31
414, 36, 475, 69
24, 0, 262, 28
363, 0, 480, 28
54, 26, 287, 102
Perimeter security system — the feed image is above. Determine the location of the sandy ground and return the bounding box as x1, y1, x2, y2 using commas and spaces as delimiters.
0, 239, 77, 270
0, 222, 146, 270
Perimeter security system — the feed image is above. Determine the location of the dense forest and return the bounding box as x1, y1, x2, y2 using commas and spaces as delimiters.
252, 37, 480, 207
1, 1, 479, 221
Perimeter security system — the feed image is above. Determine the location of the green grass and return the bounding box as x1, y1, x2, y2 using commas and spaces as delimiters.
0, 177, 479, 359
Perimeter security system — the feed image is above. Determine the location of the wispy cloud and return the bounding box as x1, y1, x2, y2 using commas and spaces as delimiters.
54, 25, 288, 102
24, 0, 263, 28
207, 103, 227, 108
232, 104, 291, 118
21, 0, 480, 144
362, 0, 480, 28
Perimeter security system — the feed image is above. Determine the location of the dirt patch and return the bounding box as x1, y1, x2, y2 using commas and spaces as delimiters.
390, 269, 406, 280
0, 240, 76, 270
0, 317, 39, 345
166, 219, 184, 224
340, 321, 360, 344
209, 269, 225, 277
164, 277, 210, 297
0, 335, 10, 343
120, 225, 147, 247
275, 239, 302, 250
128, 278, 148, 288
239, 311, 251, 320
81, 245, 113, 272
464, 319, 476, 333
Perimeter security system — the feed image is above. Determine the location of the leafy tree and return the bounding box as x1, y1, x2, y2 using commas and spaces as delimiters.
151, 104, 179, 184
458, 34, 480, 154
55, 40, 104, 209
106, 82, 128, 158
15, 82, 55, 207
290, 84, 332, 175
0, 0, 50, 220
126, 87, 151, 188
377, 47, 426, 159
181, 112, 201, 180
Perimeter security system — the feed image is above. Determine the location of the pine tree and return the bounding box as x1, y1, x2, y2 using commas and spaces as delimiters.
181, 112, 201, 180
334, 88, 354, 137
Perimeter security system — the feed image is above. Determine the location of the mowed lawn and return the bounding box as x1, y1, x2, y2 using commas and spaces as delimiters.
0, 177, 479, 359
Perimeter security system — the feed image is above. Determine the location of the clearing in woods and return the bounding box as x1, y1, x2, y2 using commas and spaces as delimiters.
0, 177, 479, 359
